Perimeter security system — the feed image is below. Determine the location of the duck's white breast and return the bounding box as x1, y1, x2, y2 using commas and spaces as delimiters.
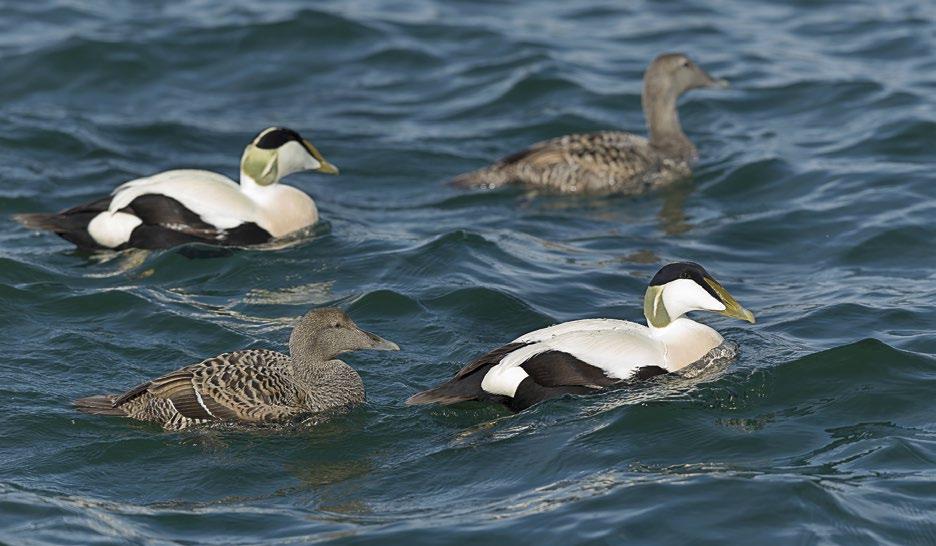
240, 182, 318, 238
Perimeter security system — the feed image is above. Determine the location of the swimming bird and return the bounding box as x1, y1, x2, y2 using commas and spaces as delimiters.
451, 54, 728, 195
15, 127, 339, 250
74, 308, 398, 430
406, 262, 754, 412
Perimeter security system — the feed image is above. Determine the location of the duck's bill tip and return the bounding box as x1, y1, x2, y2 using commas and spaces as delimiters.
316, 160, 340, 175
366, 333, 400, 351
381, 340, 401, 351
720, 306, 755, 324
705, 277, 754, 324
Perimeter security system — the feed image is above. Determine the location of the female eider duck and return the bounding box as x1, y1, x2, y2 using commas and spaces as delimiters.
451, 53, 728, 195
407, 262, 754, 412
15, 127, 338, 250
74, 308, 398, 430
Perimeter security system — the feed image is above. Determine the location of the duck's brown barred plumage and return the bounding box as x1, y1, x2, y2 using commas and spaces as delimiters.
452, 53, 726, 195
452, 132, 689, 195
76, 349, 360, 431
74, 309, 397, 431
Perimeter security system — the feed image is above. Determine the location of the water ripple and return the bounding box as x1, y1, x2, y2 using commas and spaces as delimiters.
1, 0, 935, 543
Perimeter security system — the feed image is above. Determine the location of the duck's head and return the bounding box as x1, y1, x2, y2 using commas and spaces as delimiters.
289, 308, 399, 361
644, 53, 728, 100
643, 262, 755, 328
241, 127, 339, 186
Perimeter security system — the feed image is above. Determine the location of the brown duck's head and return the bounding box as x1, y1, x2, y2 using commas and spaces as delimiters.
644, 53, 729, 99
289, 308, 399, 361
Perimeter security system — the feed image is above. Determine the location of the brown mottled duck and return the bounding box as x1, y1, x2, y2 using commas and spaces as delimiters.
451, 53, 728, 195
74, 308, 398, 430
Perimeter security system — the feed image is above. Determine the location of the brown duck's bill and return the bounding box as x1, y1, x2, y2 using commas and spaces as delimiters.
703, 73, 729, 88
704, 278, 756, 324
698, 67, 729, 89
363, 330, 400, 351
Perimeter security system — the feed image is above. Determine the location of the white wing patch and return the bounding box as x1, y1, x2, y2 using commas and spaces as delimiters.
482, 320, 669, 398
104, 169, 318, 238
192, 385, 216, 418
513, 319, 646, 343
109, 170, 258, 230
87, 211, 143, 248
480, 364, 530, 397
544, 330, 667, 378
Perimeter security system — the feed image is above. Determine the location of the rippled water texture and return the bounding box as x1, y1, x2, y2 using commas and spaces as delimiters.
1, 1, 935, 544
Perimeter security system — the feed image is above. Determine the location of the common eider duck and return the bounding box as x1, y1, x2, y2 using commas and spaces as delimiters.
451, 54, 728, 195
74, 308, 398, 430
15, 127, 338, 250
407, 262, 754, 412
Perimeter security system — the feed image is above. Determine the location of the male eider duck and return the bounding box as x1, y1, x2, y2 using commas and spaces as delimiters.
15, 127, 338, 250
74, 308, 398, 430
407, 262, 754, 412
451, 53, 728, 195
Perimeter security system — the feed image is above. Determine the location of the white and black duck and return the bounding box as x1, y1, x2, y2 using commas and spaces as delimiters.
16, 127, 339, 250
451, 53, 728, 195
74, 308, 398, 430
407, 262, 754, 412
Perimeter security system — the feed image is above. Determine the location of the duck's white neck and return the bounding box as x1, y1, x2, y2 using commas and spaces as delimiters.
648, 317, 723, 371
239, 170, 276, 193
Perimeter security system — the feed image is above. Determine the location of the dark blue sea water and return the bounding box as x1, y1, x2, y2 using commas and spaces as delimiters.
1, 1, 935, 544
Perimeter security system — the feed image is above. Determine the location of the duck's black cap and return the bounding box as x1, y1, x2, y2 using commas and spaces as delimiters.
649, 262, 721, 300
254, 127, 303, 150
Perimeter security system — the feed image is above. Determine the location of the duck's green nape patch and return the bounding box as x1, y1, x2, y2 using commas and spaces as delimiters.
644, 285, 671, 328
241, 145, 279, 186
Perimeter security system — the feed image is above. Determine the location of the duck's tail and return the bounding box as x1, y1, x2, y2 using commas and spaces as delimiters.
15, 196, 112, 247
406, 365, 494, 406
408, 343, 528, 406
405, 383, 478, 406
16, 211, 105, 249
73, 395, 125, 416
449, 165, 514, 190
13, 212, 65, 232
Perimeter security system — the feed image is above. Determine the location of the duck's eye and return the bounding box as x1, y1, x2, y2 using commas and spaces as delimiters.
681, 60, 691, 68
333, 322, 341, 328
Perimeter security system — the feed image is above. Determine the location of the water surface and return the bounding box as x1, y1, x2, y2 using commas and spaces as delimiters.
1, 1, 935, 544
